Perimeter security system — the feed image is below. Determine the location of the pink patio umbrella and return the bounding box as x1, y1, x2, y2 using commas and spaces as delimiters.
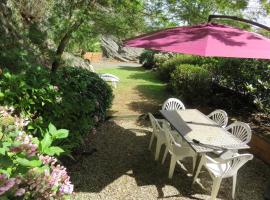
124, 23, 270, 59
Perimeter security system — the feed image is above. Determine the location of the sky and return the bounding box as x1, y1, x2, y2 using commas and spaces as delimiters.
246, 0, 270, 26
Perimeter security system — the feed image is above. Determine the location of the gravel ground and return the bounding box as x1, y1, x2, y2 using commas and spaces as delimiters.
70, 118, 270, 200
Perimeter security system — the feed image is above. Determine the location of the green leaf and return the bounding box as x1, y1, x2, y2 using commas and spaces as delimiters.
48, 123, 57, 135
0, 148, 5, 155
45, 146, 64, 156
0, 92, 5, 99
52, 129, 69, 139
40, 133, 52, 151
0, 157, 13, 168
16, 158, 42, 167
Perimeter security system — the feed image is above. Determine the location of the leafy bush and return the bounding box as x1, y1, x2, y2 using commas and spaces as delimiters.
0, 110, 73, 199
170, 64, 211, 103
46, 67, 113, 148
153, 53, 171, 67
0, 67, 59, 117
0, 66, 114, 150
139, 50, 157, 69
157, 54, 200, 81
208, 58, 270, 112
139, 50, 171, 69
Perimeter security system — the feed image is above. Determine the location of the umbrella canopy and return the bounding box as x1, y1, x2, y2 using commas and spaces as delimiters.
124, 23, 270, 59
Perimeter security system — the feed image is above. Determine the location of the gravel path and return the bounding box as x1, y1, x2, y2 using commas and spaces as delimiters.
71, 118, 270, 200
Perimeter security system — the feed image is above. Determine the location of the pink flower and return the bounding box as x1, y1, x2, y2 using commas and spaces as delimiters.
60, 183, 73, 194
0, 178, 16, 195
15, 188, 25, 196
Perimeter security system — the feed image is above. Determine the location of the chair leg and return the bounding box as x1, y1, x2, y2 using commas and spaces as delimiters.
149, 132, 155, 150
168, 155, 177, 179
232, 174, 237, 199
162, 147, 168, 164
210, 178, 222, 200
192, 156, 196, 174
192, 156, 204, 184
155, 139, 162, 161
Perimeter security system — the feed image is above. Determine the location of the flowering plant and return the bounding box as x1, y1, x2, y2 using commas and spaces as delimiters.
0, 111, 73, 199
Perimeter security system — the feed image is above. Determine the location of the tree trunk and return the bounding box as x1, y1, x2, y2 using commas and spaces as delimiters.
51, 19, 84, 74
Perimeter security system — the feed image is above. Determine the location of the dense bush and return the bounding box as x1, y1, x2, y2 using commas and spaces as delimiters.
139, 50, 157, 69
47, 67, 113, 148
170, 64, 211, 103
157, 54, 209, 81
155, 53, 270, 112
0, 109, 73, 199
0, 66, 114, 150
207, 58, 270, 112
139, 50, 173, 70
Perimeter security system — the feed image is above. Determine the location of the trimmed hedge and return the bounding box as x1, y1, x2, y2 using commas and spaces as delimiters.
170, 64, 211, 103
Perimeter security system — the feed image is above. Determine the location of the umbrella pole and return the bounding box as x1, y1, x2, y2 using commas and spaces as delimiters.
208, 15, 270, 32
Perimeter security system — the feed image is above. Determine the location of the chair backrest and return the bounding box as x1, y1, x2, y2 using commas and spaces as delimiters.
207, 109, 228, 128
226, 121, 252, 144
162, 98, 185, 110
148, 113, 162, 134
220, 153, 253, 178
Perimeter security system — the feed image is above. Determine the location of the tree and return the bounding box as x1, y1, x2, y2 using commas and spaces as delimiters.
154, 0, 249, 25
48, 0, 146, 73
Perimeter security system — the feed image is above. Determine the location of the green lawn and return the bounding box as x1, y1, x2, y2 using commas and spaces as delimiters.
97, 66, 169, 116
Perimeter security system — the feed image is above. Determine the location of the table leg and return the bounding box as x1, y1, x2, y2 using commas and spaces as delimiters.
192, 153, 204, 183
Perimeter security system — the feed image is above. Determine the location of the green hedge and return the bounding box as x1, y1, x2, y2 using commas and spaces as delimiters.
170, 64, 211, 103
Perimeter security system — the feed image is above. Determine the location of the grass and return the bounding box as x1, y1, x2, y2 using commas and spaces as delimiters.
97, 66, 169, 116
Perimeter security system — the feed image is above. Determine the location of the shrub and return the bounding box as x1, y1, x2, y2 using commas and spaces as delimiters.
46, 67, 113, 148
153, 53, 171, 67
157, 54, 217, 82
0, 109, 73, 199
157, 54, 197, 81
0, 67, 59, 117
208, 58, 270, 112
0, 66, 114, 150
139, 50, 157, 69
170, 64, 211, 103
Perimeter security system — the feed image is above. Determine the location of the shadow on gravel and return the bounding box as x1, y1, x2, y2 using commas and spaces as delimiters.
69, 120, 270, 200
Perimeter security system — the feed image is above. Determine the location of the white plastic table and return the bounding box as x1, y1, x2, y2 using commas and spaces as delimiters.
160, 109, 249, 153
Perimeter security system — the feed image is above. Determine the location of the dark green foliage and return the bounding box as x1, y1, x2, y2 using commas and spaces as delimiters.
139, 50, 157, 69
208, 58, 270, 112
171, 64, 211, 103
47, 67, 113, 147
0, 66, 113, 150
157, 55, 196, 81
161, 54, 270, 112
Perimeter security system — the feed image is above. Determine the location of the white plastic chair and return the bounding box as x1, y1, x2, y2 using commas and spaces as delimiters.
226, 121, 252, 144
99, 73, 120, 88
161, 124, 196, 178
207, 109, 228, 128
148, 113, 167, 161
162, 98, 186, 110
193, 153, 253, 200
